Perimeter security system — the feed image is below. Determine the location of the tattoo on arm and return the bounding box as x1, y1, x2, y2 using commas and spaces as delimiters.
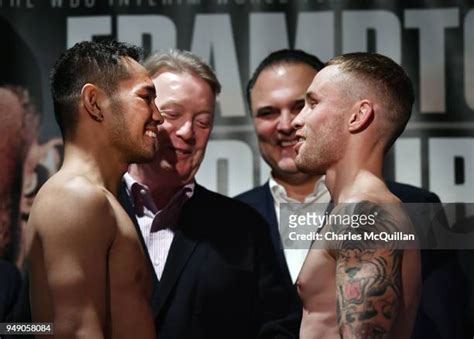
336, 248, 402, 338
331, 202, 404, 338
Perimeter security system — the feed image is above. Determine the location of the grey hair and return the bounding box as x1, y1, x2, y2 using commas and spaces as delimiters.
143, 49, 221, 96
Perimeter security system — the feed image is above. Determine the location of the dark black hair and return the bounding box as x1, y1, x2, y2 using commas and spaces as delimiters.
246, 49, 324, 110
50, 40, 142, 138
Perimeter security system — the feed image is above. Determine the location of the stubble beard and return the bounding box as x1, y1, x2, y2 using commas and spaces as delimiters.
295, 141, 325, 175
109, 99, 155, 165
295, 130, 338, 176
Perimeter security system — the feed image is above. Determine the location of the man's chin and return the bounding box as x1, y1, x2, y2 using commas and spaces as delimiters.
129, 151, 156, 165
294, 156, 311, 174
295, 159, 326, 176
176, 168, 197, 185
276, 159, 299, 174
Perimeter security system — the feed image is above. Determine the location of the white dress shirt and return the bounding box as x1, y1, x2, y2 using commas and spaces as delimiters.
124, 173, 194, 280
269, 175, 331, 283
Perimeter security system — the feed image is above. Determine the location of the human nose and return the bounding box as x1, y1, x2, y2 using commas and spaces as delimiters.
292, 105, 306, 131
175, 120, 194, 141
152, 102, 164, 125
277, 110, 295, 134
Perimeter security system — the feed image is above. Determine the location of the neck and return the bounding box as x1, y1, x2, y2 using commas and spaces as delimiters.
62, 142, 127, 196
325, 146, 384, 203
271, 171, 321, 202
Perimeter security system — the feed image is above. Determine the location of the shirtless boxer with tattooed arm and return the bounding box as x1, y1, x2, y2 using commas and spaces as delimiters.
293, 53, 421, 338
24, 41, 162, 338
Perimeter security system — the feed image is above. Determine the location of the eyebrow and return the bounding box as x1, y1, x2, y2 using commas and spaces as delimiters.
158, 99, 184, 109
256, 105, 274, 112
254, 106, 277, 116
196, 111, 213, 118
255, 98, 305, 112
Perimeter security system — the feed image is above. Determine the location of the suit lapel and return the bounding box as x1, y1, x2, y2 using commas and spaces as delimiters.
258, 183, 283, 252
118, 183, 160, 315
262, 183, 294, 286
262, 182, 279, 232
155, 229, 197, 316
155, 187, 201, 317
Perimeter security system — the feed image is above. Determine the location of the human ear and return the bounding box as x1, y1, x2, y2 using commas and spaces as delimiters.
348, 100, 374, 133
81, 83, 104, 122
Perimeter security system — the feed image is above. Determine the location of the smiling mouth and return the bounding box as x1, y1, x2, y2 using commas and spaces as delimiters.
170, 147, 192, 156
145, 130, 157, 138
279, 139, 298, 148
293, 135, 305, 154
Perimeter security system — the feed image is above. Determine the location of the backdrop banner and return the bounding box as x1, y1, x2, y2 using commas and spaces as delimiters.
1, 0, 473, 263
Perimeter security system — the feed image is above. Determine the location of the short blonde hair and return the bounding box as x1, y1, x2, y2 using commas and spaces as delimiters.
327, 52, 414, 150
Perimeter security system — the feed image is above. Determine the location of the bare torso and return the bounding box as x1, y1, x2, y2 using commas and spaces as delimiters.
26, 172, 155, 338
104, 195, 155, 339
297, 199, 421, 339
297, 248, 338, 339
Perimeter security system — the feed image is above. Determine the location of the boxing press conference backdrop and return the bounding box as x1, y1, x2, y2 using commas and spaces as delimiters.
1, 0, 473, 202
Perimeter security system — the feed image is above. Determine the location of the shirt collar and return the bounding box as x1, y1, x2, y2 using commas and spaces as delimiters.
124, 172, 157, 216
123, 172, 195, 230
124, 172, 195, 200
269, 174, 329, 204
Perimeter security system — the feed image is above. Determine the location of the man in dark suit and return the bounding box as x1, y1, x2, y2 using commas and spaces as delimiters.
236, 49, 467, 338
121, 49, 297, 339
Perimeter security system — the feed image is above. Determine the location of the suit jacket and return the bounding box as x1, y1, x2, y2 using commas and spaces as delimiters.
236, 180, 468, 339
120, 183, 299, 339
